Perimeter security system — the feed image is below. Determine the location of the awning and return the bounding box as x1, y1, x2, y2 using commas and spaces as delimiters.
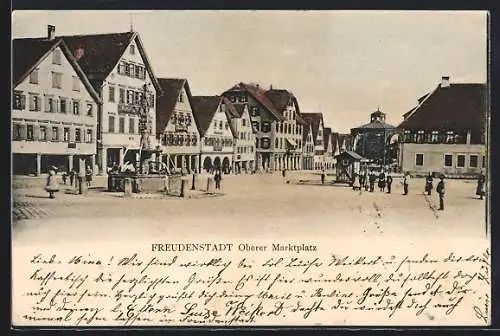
286, 138, 297, 147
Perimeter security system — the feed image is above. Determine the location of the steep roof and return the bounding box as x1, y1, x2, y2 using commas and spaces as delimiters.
302, 123, 311, 143
296, 115, 308, 125
59, 31, 161, 93
265, 89, 301, 115
224, 97, 242, 118
353, 120, 396, 130
156, 78, 195, 134
301, 112, 324, 144
399, 83, 487, 143
224, 83, 286, 121
323, 127, 332, 152
191, 95, 225, 137
12, 37, 101, 104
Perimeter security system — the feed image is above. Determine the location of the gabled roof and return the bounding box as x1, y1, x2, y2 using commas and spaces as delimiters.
265, 89, 301, 115
12, 38, 102, 104
353, 120, 396, 130
224, 83, 286, 121
59, 31, 161, 93
323, 127, 332, 152
301, 112, 324, 144
224, 97, 242, 118
398, 83, 487, 143
191, 95, 234, 137
156, 78, 196, 134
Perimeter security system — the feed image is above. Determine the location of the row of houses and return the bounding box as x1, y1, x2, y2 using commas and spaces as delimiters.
12, 26, 348, 176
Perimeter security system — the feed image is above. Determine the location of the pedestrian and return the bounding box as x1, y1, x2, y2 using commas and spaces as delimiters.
45, 167, 60, 199
378, 170, 386, 192
321, 170, 325, 185
282, 169, 286, 179
359, 170, 366, 189
85, 165, 93, 187
425, 172, 433, 195
369, 171, 376, 192
436, 174, 445, 210
62, 171, 67, 185
402, 172, 410, 195
386, 174, 393, 194
214, 170, 222, 190
476, 171, 486, 200
352, 173, 361, 191
69, 169, 75, 187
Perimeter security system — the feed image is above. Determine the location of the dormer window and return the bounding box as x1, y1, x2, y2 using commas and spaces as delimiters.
431, 131, 439, 143
445, 131, 455, 144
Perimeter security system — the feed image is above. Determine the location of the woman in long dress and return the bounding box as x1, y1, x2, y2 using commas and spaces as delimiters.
45, 168, 60, 199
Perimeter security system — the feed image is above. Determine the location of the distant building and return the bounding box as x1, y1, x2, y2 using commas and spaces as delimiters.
323, 127, 335, 170
156, 78, 200, 173
191, 96, 235, 174
350, 109, 398, 165
302, 122, 315, 170
12, 31, 101, 175
398, 76, 487, 176
302, 113, 326, 170
226, 101, 256, 173
60, 28, 162, 174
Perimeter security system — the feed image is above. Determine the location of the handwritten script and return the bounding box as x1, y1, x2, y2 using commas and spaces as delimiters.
13, 245, 490, 326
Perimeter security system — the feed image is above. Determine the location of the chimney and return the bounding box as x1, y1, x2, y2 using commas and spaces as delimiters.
270, 84, 273, 90
441, 76, 450, 88
74, 45, 85, 60
47, 25, 55, 40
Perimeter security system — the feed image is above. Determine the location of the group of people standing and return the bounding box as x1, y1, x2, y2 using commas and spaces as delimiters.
352, 169, 394, 194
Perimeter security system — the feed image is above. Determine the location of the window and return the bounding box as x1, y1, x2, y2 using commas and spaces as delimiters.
108, 116, 115, 133
430, 131, 439, 143
29, 94, 40, 111
242, 119, 246, 127
470, 155, 478, 168
86, 103, 93, 116
75, 128, 81, 142
60, 98, 67, 113
457, 154, 465, 168
12, 124, 23, 140
275, 138, 279, 148
119, 88, 125, 104
52, 72, 62, 89
29, 69, 39, 84
39, 126, 47, 141
415, 153, 424, 166
129, 118, 135, 134
45, 96, 55, 112
130, 45, 135, 55
445, 131, 455, 144
219, 121, 223, 129
230, 96, 236, 103
72, 100, 80, 115
119, 117, 125, 133
483, 155, 486, 168
251, 106, 259, 117
86, 129, 93, 143
52, 49, 61, 64
125, 63, 130, 76
63, 127, 70, 142
26, 125, 34, 141
109, 86, 115, 102
178, 92, 184, 103
261, 138, 270, 149
118, 61, 125, 75
224, 122, 229, 130
13, 92, 26, 110
135, 65, 141, 79
261, 121, 271, 133
444, 154, 453, 167
239, 95, 247, 102
127, 90, 133, 104
149, 94, 155, 108
52, 127, 59, 141
130, 65, 135, 78
72, 76, 80, 91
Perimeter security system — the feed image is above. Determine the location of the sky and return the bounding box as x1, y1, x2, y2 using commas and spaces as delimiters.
12, 10, 487, 133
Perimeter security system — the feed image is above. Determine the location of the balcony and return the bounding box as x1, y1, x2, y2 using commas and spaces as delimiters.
118, 103, 143, 115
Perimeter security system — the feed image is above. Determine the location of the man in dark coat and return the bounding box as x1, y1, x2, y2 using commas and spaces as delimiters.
386, 174, 393, 194
369, 171, 376, 192
476, 172, 486, 200
214, 170, 222, 190
378, 171, 386, 192
436, 175, 445, 210
321, 170, 325, 185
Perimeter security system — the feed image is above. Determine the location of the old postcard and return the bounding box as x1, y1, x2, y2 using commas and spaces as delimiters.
11, 10, 490, 327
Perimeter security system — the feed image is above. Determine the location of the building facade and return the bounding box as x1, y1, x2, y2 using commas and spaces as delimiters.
61, 29, 162, 174
192, 96, 235, 174
156, 78, 200, 173
398, 76, 487, 176
302, 113, 326, 170
302, 123, 315, 170
12, 34, 101, 175
226, 101, 256, 173
323, 127, 335, 170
